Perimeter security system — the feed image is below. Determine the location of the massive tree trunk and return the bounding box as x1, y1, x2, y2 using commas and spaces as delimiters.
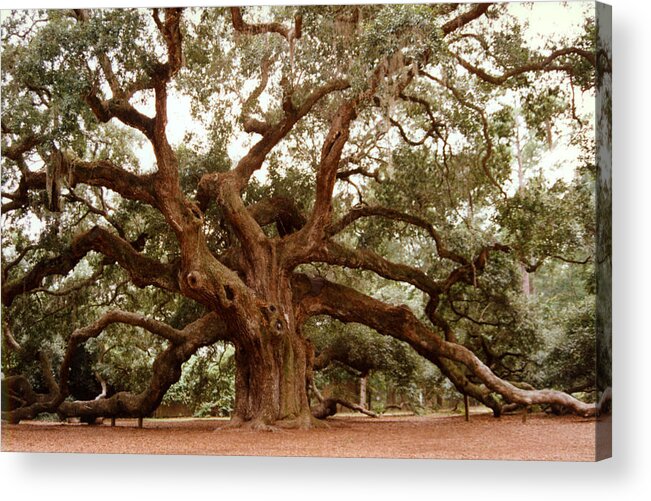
211, 260, 315, 428
231, 322, 312, 428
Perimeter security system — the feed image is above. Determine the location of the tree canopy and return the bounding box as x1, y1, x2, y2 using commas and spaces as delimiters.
1, 3, 610, 428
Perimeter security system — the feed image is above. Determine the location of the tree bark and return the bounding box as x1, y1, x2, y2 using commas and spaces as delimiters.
230, 304, 314, 429
515, 113, 531, 297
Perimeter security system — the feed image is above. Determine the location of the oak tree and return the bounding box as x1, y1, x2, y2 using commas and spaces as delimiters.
1, 3, 608, 428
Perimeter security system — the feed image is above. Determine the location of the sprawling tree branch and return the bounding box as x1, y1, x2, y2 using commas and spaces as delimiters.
151, 8, 184, 82
293, 274, 597, 417
1, 4, 603, 429
298, 49, 427, 247
230, 7, 302, 41
83, 87, 155, 139
2, 150, 159, 213
336, 167, 381, 183
523, 254, 592, 273
452, 47, 596, 85
67, 309, 188, 346
195, 79, 349, 276
64, 189, 126, 238
231, 78, 350, 188
312, 396, 378, 419
311, 241, 443, 298
328, 205, 469, 265
2, 317, 23, 352
308, 104, 358, 232
149, 8, 184, 185
2, 226, 179, 306
75, 8, 184, 144
2, 310, 228, 423
441, 3, 493, 36
2, 133, 43, 162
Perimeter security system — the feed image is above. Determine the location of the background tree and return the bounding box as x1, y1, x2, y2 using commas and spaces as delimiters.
1, 3, 609, 428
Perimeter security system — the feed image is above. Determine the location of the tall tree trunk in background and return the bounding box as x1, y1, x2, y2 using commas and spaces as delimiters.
514, 117, 531, 297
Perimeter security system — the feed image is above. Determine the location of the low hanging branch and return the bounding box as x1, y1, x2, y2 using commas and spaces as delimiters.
2, 310, 229, 423
293, 274, 601, 417
312, 397, 378, 419
1, 226, 179, 307
309, 380, 377, 419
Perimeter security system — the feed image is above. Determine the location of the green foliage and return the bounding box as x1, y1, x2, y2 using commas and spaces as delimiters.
540, 297, 596, 393
495, 175, 594, 264
521, 87, 564, 142
360, 5, 443, 64
163, 344, 235, 417
306, 317, 435, 411
2, 9, 160, 147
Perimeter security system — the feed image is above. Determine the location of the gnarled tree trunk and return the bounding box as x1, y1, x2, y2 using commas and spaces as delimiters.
231, 322, 312, 428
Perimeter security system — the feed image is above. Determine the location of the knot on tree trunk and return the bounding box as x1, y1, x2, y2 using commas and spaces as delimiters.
260, 303, 286, 337
183, 271, 239, 310
186, 271, 203, 289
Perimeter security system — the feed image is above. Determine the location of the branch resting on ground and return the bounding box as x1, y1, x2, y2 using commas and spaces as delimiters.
2, 311, 228, 423
293, 273, 601, 417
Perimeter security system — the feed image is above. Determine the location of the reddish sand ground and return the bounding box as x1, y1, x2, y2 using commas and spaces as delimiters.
1, 412, 601, 461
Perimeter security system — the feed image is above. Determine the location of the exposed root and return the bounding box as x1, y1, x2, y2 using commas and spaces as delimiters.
273, 413, 322, 430
216, 418, 284, 432
597, 387, 612, 415
216, 411, 327, 431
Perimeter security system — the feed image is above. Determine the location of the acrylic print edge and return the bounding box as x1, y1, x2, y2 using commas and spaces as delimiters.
595, 0, 613, 461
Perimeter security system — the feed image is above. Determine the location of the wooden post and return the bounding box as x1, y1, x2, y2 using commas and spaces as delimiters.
464, 394, 469, 422
522, 406, 528, 423
111, 417, 116, 427
138, 417, 143, 428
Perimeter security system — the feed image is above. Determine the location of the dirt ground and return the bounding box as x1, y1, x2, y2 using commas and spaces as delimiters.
1, 411, 602, 461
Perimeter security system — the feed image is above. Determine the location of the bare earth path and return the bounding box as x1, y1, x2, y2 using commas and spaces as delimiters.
1, 413, 599, 461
